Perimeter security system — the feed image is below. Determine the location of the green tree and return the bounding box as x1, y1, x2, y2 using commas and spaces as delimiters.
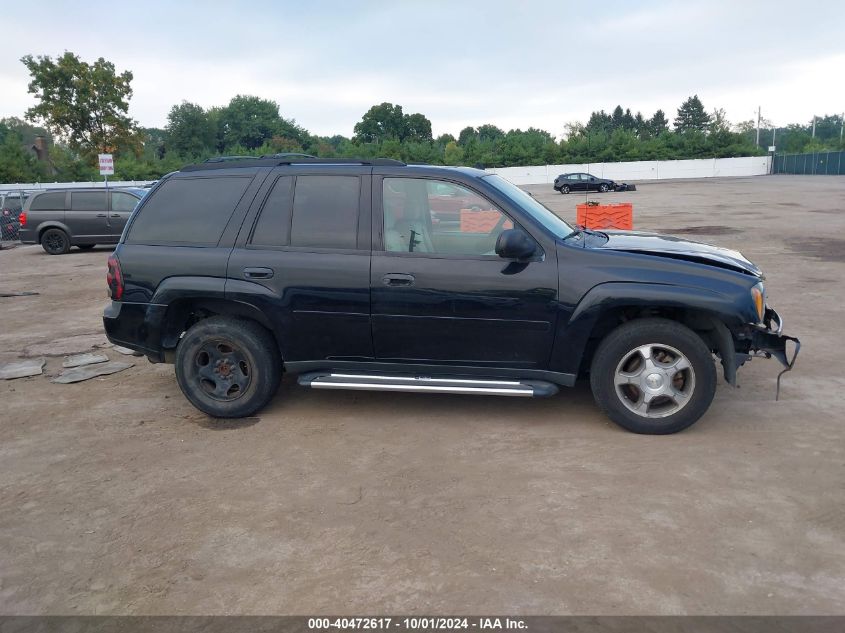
404, 112, 433, 142
354, 102, 407, 143
443, 140, 464, 165
164, 102, 217, 158
21, 52, 139, 162
219, 95, 283, 151
674, 95, 711, 133
646, 110, 669, 137
0, 123, 44, 182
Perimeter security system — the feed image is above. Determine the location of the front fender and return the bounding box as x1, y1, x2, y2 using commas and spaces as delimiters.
550, 281, 748, 377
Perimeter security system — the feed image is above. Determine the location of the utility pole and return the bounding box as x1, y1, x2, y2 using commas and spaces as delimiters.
840, 112, 844, 142
772, 127, 776, 147
812, 115, 816, 138
755, 106, 761, 146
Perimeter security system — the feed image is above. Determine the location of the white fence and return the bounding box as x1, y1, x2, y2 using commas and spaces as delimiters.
1, 180, 155, 192
1, 156, 772, 190
486, 156, 772, 185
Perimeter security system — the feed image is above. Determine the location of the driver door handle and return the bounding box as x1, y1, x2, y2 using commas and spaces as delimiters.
382, 273, 415, 286
243, 267, 274, 280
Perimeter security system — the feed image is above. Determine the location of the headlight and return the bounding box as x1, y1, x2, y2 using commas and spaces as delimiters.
751, 283, 765, 322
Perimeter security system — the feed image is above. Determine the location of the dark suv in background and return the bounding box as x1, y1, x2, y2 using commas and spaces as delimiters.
102, 157, 798, 434
19, 187, 145, 254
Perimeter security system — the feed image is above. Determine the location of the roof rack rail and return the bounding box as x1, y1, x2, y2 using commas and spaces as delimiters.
183, 157, 406, 172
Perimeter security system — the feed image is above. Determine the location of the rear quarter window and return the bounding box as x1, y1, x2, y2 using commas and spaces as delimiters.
126, 177, 250, 245
29, 192, 66, 210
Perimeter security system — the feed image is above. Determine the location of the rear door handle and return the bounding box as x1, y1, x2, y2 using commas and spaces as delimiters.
382, 273, 415, 286
110, 213, 121, 218
96, 213, 107, 217
243, 267, 274, 280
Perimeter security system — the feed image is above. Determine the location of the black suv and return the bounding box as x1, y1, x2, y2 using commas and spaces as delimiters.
103, 158, 798, 434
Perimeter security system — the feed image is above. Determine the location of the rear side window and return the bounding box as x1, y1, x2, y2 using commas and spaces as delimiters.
250, 177, 293, 247
290, 176, 360, 249
127, 177, 250, 245
30, 192, 66, 210
72, 191, 108, 210
3, 197, 23, 212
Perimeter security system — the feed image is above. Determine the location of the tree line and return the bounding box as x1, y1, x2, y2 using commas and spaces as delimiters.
2, 51, 843, 184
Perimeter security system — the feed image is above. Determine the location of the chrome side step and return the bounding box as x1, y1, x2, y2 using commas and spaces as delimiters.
297, 372, 558, 398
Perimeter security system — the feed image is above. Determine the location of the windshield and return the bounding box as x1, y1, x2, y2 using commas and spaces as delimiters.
482, 174, 574, 239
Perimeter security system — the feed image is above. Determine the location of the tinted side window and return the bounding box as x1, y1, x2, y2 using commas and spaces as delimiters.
127, 177, 250, 245
111, 192, 139, 212
4, 197, 23, 212
30, 192, 66, 210
250, 177, 293, 247
290, 176, 359, 249
72, 191, 108, 210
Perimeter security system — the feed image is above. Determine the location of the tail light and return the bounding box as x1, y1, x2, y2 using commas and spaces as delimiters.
106, 254, 124, 301
18, 211, 26, 227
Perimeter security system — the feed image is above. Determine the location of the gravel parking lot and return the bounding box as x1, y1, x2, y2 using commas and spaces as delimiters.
1, 175, 844, 615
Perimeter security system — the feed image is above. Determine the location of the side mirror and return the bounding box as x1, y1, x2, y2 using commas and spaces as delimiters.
495, 228, 538, 261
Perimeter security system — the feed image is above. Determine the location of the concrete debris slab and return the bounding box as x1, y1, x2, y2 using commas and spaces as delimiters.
23, 334, 111, 357
0, 358, 46, 380
112, 345, 143, 356
52, 361, 134, 384
62, 353, 109, 368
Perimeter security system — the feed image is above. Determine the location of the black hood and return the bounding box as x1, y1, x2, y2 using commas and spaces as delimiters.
593, 230, 763, 277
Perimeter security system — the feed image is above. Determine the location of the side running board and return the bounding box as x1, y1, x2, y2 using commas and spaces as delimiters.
297, 372, 558, 398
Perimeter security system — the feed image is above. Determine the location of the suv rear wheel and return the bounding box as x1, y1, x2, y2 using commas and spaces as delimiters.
589, 318, 716, 434
41, 228, 70, 255
175, 316, 282, 418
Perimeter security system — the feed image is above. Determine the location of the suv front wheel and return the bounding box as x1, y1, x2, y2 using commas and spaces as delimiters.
175, 316, 282, 418
589, 318, 716, 434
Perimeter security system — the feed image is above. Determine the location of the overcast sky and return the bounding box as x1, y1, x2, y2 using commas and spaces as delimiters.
1, 0, 843, 139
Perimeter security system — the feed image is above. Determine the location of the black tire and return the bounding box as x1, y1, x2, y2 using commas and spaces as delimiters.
77, 244, 96, 250
41, 228, 70, 255
589, 318, 716, 434
561, 185, 570, 194
175, 316, 282, 418
599, 183, 609, 193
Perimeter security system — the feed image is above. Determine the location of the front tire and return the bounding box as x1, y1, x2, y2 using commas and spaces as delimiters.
599, 183, 609, 193
589, 318, 716, 434
41, 228, 70, 255
175, 316, 282, 418
561, 185, 570, 194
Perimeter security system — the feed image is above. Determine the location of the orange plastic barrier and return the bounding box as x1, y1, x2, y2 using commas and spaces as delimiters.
459, 208, 513, 233
576, 203, 633, 230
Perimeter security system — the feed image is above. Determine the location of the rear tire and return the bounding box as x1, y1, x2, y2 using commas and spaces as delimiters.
41, 228, 70, 255
589, 318, 716, 434
175, 316, 282, 418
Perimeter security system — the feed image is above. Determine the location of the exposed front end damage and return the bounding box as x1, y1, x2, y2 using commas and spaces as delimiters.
733, 307, 801, 399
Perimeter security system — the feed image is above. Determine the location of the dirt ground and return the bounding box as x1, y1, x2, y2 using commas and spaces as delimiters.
1, 175, 844, 615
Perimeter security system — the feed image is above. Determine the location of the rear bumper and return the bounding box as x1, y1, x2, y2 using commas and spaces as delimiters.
103, 300, 168, 362
18, 228, 36, 244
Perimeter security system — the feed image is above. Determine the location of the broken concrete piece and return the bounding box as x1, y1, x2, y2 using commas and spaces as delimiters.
0, 358, 46, 380
62, 353, 109, 368
52, 361, 133, 384
23, 334, 111, 357
112, 345, 142, 356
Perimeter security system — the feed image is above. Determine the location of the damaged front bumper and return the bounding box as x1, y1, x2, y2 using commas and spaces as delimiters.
745, 307, 801, 399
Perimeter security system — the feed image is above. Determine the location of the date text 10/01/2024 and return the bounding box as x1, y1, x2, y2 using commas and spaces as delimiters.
308, 618, 527, 630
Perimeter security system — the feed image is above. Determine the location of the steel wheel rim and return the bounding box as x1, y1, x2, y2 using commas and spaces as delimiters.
614, 343, 696, 418
193, 339, 252, 402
